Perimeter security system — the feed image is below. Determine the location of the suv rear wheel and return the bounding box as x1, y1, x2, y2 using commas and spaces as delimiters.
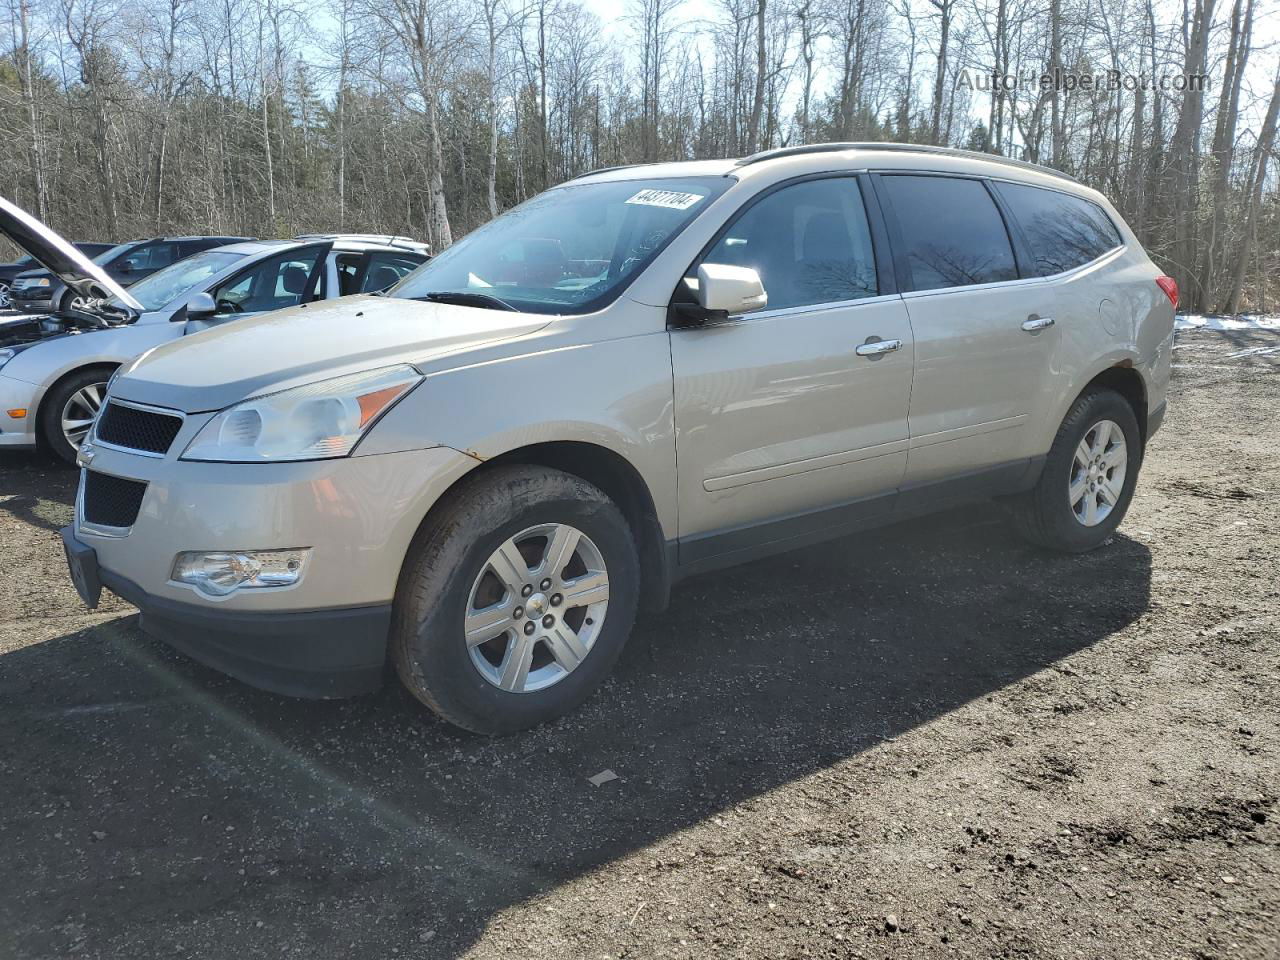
391, 465, 640, 735
1009, 387, 1142, 552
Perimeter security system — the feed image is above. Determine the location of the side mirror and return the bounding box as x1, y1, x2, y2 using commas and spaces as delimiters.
670, 264, 768, 326
184, 291, 217, 322
697, 263, 768, 315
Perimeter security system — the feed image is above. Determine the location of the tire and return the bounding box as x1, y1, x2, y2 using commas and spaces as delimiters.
391, 465, 640, 735
58, 288, 90, 316
39, 367, 113, 466
1008, 387, 1143, 552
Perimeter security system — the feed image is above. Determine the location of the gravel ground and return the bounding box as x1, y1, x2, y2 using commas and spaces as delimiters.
0, 327, 1276, 959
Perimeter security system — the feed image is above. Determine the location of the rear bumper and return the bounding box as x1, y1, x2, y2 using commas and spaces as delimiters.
1147, 400, 1167, 438
99, 560, 392, 698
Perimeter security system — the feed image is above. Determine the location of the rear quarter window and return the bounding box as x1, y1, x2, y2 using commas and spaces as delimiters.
995, 182, 1123, 277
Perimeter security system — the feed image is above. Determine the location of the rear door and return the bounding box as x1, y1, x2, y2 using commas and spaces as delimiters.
670, 175, 915, 563
874, 173, 1058, 485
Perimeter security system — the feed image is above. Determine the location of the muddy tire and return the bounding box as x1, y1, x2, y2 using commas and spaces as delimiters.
1008, 387, 1143, 552
391, 465, 640, 735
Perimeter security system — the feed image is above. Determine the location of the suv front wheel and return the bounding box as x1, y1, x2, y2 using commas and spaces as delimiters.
392, 465, 640, 735
1009, 386, 1143, 552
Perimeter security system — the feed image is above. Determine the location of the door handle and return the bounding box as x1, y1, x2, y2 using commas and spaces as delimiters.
1022, 315, 1055, 332
855, 338, 903, 358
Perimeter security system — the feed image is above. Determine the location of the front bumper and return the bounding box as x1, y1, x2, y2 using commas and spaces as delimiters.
72, 434, 478, 697
10, 292, 54, 312
63, 527, 390, 696
0, 373, 39, 447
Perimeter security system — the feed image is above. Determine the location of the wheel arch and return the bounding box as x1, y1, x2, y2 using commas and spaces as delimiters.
1074, 362, 1149, 443
409, 440, 672, 613
34, 361, 119, 452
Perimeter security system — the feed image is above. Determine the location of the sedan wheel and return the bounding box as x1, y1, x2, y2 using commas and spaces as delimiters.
465, 522, 610, 693
1069, 418, 1127, 527
60, 382, 106, 451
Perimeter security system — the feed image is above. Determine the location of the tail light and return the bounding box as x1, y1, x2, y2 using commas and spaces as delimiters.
1155, 275, 1178, 309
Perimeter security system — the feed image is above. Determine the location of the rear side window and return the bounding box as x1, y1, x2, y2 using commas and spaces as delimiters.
996, 182, 1123, 276
880, 175, 1017, 291
361, 252, 423, 292
701, 177, 878, 311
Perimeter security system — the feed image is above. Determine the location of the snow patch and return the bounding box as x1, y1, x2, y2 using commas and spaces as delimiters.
1176, 314, 1280, 331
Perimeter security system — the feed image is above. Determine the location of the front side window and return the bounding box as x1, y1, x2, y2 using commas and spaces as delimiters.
392, 176, 731, 314
109, 249, 246, 311
996, 182, 1123, 276
211, 248, 323, 314
881, 175, 1018, 291
700, 177, 878, 311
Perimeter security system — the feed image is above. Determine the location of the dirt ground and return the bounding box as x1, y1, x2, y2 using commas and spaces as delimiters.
0, 326, 1276, 960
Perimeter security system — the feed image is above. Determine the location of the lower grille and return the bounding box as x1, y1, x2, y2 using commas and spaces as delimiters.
96, 402, 183, 455
83, 471, 147, 528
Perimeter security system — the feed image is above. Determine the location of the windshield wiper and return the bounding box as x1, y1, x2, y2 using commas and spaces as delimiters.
415, 291, 516, 311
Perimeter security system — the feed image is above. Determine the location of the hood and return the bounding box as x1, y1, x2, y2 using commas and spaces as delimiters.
113, 294, 552, 412
0, 196, 143, 311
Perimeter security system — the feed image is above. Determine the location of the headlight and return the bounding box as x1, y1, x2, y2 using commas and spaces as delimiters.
172, 548, 310, 598
20, 277, 50, 288
181, 364, 422, 462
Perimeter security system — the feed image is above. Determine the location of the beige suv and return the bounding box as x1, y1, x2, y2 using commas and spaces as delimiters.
60, 143, 1176, 734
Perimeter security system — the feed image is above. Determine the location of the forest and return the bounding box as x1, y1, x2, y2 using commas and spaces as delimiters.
1, 0, 1277, 314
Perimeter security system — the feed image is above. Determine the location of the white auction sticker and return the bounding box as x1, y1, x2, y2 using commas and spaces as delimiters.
625, 189, 705, 210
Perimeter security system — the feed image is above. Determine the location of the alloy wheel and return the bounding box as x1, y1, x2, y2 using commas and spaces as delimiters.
465, 522, 610, 693
1069, 418, 1127, 527
60, 382, 107, 451
0, 282, 10, 310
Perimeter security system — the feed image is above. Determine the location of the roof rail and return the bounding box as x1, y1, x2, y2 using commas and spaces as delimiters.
567, 163, 650, 181
734, 141, 1079, 184
293, 233, 430, 253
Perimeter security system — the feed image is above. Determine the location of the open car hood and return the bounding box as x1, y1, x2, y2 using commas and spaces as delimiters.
0, 196, 143, 312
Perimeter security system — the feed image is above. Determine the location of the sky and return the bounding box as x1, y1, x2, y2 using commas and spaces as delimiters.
571, 0, 1280, 140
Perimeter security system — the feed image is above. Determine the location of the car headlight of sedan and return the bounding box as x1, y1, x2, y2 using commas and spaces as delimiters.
181, 365, 423, 462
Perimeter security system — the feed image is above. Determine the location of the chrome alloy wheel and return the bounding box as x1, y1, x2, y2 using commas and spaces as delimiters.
61, 382, 107, 451
1069, 418, 1127, 527
0, 282, 10, 310
465, 523, 610, 693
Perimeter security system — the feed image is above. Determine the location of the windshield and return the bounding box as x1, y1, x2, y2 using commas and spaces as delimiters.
392, 177, 730, 314
93, 243, 134, 265
110, 249, 246, 311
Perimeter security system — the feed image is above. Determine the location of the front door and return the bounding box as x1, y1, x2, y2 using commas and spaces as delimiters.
670, 176, 915, 565
185, 244, 330, 334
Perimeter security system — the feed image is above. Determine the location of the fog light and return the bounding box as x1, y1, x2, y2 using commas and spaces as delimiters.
171, 548, 309, 598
